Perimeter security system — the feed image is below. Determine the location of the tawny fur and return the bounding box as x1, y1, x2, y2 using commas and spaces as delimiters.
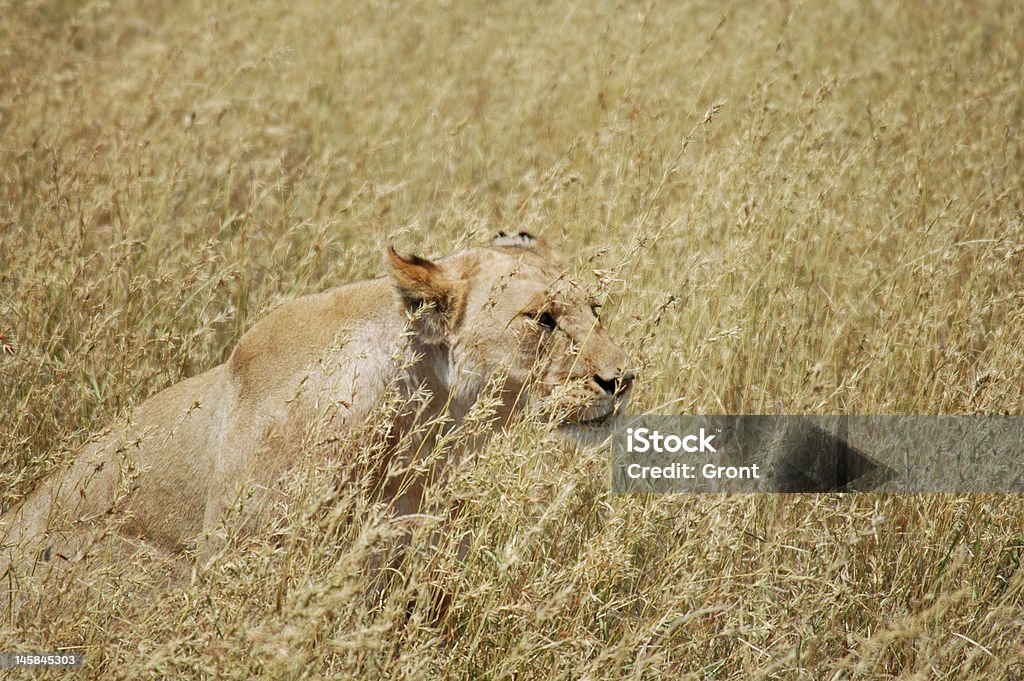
1, 235, 632, 569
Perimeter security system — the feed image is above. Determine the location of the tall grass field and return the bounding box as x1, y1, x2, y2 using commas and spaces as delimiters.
2, 0, 1023, 677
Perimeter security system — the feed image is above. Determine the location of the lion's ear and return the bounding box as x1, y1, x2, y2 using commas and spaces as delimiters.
491, 230, 544, 250
386, 246, 467, 344
490, 231, 565, 266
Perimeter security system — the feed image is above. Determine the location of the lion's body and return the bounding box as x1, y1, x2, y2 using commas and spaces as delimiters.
2, 235, 632, 570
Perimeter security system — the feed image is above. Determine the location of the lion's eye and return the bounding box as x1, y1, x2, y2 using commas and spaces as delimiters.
590, 302, 602, 318
529, 311, 558, 331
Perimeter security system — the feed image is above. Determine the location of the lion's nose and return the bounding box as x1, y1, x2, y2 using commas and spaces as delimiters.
594, 371, 635, 396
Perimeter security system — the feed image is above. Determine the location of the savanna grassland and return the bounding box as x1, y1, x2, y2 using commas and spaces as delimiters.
2, 0, 1024, 678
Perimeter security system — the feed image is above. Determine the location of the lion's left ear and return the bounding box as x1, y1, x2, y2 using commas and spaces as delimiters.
386, 246, 467, 344
490, 230, 566, 267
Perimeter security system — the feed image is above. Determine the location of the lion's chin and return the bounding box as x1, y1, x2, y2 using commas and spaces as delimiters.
561, 409, 615, 428
554, 404, 620, 445
558, 395, 629, 428
555, 418, 617, 447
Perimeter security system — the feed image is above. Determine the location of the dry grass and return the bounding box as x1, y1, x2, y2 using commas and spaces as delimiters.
2, 0, 1024, 677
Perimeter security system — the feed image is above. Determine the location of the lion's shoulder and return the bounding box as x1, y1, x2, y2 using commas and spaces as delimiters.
227, 278, 398, 399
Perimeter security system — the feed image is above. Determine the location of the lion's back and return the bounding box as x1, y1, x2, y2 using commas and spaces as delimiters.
227, 278, 399, 403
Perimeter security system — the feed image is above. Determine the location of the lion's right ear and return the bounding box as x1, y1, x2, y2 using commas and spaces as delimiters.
386, 246, 467, 344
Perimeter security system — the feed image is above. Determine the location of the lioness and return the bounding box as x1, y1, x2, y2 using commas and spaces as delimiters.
2, 232, 633, 570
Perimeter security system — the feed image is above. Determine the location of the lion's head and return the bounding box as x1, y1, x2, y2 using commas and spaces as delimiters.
387, 232, 634, 434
